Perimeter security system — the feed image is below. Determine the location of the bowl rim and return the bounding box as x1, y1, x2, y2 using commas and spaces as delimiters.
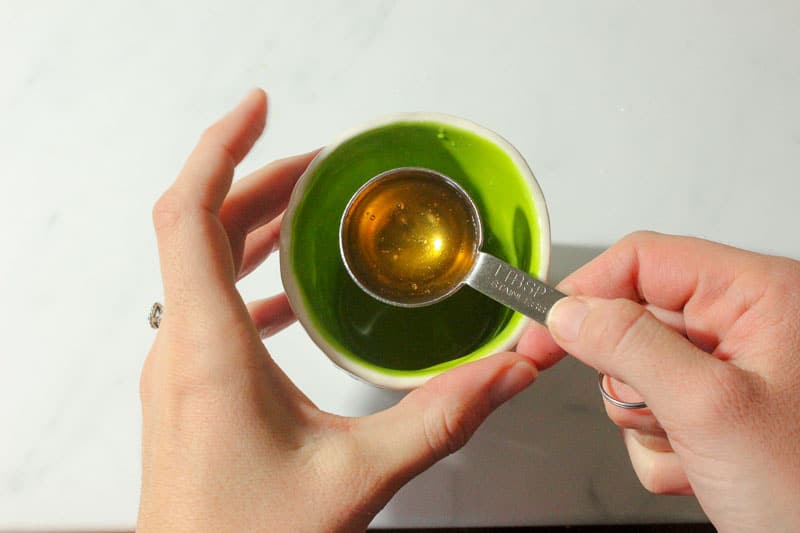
279, 112, 551, 390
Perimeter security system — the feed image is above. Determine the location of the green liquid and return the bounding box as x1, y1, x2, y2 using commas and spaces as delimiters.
290, 121, 540, 374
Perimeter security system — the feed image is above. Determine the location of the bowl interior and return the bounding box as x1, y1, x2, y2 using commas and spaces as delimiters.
288, 119, 543, 378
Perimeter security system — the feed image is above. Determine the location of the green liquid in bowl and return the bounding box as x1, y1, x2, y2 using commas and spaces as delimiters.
290, 121, 541, 376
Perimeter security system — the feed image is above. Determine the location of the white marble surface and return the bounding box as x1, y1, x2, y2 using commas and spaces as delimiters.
1, 0, 799, 529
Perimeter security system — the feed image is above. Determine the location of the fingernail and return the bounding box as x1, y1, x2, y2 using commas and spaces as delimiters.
490, 360, 537, 408
548, 297, 590, 342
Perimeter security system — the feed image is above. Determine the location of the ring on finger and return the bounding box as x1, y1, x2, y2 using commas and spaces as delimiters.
598, 372, 647, 410
148, 302, 163, 329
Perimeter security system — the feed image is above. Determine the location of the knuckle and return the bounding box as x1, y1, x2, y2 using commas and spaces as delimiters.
158, 358, 231, 416
200, 125, 237, 165
619, 230, 660, 248
422, 404, 472, 462
592, 299, 653, 356
145, 336, 223, 398
199, 123, 221, 146
152, 189, 185, 233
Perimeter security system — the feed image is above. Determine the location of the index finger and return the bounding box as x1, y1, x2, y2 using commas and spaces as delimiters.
153, 89, 267, 314
561, 231, 770, 349
517, 231, 769, 367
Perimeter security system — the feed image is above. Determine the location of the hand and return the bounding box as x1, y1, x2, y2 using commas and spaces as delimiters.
139, 89, 538, 532
519, 232, 800, 532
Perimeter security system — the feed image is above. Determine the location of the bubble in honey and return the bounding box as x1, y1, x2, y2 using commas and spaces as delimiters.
341, 169, 479, 305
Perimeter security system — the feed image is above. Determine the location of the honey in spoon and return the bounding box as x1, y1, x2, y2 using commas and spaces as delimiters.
340, 168, 480, 306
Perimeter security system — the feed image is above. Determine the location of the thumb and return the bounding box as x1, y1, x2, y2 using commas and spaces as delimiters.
546, 296, 734, 418
356, 352, 536, 492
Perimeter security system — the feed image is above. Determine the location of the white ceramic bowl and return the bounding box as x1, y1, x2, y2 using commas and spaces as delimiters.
280, 112, 551, 389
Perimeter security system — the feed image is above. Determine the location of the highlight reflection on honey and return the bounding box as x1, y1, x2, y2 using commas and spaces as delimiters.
341, 169, 479, 305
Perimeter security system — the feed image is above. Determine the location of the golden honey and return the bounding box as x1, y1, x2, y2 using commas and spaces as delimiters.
341, 169, 479, 305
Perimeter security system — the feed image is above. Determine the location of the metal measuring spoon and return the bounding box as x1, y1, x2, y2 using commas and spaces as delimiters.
339, 167, 565, 325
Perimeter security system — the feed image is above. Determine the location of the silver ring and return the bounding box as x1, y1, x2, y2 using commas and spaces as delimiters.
149, 302, 163, 329
598, 372, 647, 410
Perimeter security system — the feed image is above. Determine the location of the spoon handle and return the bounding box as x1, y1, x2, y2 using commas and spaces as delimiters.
464, 252, 566, 326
